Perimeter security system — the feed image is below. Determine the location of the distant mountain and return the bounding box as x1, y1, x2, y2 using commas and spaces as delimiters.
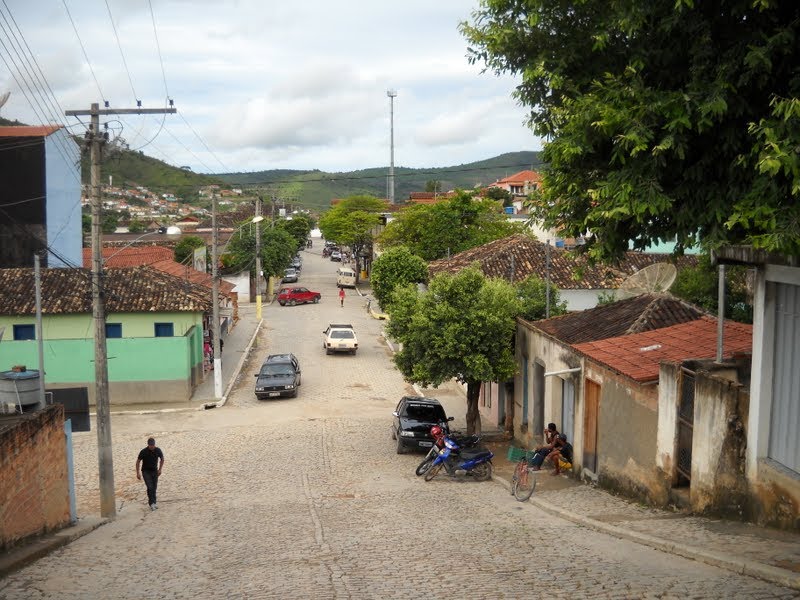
216, 151, 544, 211
2, 115, 542, 211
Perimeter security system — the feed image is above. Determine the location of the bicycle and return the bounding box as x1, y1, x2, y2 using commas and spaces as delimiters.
510, 451, 542, 502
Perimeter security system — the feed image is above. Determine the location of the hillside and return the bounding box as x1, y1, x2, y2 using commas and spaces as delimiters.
217, 151, 544, 211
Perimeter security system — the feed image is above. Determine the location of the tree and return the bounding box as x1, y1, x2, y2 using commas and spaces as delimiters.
671, 254, 753, 323
223, 224, 296, 279
425, 180, 442, 193
174, 236, 207, 265
379, 190, 525, 260
386, 267, 520, 435
369, 246, 428, 312
516, 274, 567, 322
461, 1, 800, 261
128, 219, 147, 234
483, 186, 513, 207
277, 214, 312, 251
319, 195, 385, 279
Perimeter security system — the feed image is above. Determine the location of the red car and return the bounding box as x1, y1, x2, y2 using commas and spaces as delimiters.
277, 287, 321, 306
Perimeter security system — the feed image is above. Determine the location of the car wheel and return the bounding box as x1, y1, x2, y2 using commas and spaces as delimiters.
313, 296, 320, 303
351, 348, 357, 355
288, 299, 296, 306
396, 437, 407, 454
325, 348, 331, 355
279, 301, 285, 306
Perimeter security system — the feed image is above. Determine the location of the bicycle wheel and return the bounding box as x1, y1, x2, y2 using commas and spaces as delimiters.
513, 463, 537, 502
510, 459, 525, 496
423, 464, 443, 482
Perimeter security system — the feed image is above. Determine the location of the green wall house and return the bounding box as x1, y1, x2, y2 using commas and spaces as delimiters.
0, 266, 214, 406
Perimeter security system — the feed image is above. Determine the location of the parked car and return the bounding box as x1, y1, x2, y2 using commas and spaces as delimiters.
254, 353, 301, 399
330, 250, 342, 262
277, 287, 321, 306
391, 396, 453, 454
336, 267, 356, 288
322, 323, 358, 354
291, 256, 302, 270
282, 268, 298, 283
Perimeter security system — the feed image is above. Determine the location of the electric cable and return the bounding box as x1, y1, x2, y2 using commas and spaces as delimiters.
103, 0, 137, 102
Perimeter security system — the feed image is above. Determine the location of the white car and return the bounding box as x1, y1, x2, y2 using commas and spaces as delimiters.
323, 323, 358, 355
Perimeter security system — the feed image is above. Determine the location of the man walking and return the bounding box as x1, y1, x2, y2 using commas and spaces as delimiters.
136, 437, 165, 510
339, 287, 345, 307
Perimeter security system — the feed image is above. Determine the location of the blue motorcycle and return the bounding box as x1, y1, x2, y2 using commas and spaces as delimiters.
423, 434, 494, 482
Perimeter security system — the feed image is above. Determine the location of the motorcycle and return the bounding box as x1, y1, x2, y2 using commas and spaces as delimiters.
415, 427, 482, 477
423, 434, 494, 482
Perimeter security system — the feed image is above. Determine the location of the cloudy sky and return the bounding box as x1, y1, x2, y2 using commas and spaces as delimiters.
0, 0, 540, 175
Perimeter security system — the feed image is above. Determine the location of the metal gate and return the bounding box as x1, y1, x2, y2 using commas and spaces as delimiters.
676, 369, 695, 486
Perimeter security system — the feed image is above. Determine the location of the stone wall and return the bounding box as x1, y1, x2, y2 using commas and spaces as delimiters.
0, 405, 71, 550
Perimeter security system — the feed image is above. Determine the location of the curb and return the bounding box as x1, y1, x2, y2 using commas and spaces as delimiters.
212, 318, 263, 409
491, 474, 800, 591
0, 516, 108, 578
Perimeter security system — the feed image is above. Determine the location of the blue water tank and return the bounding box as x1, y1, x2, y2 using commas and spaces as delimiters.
555, 239, 565, 248
504, 206, 514, 214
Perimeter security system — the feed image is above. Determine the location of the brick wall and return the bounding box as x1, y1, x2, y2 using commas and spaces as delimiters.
0, 404, 71, 550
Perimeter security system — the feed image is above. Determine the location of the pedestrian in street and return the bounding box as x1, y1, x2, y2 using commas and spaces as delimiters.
136, 437, 165, 511
339, 287, 345, 307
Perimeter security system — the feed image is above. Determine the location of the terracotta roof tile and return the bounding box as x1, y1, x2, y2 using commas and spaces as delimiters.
527, 293, 705, 344
0, 126, 62, 137
82, 246, 175, 268
495, 170, 542, 185
428, 234, 696, 291
573, 317, 753, 383
0, 267, 215, 315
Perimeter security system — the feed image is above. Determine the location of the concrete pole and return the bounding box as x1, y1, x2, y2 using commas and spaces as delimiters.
255, 197, 262, 321
34, 253, 46, 410
90, 103, 116, 518
545, 240, 551, 319
716, 264, 726, 363
387, 90, 397, 204
212, 192, 222, 399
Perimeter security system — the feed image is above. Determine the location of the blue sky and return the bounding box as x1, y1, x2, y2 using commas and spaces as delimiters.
0, 0, 541, 174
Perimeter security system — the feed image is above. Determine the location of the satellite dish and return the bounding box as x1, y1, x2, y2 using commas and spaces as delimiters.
0, 91, 10, 110
615, 263, 677, 299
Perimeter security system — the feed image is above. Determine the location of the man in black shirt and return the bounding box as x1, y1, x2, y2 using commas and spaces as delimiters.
136, 437, 165, 510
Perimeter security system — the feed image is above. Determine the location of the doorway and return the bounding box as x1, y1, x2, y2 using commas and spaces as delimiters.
562, 378, 575, 443
533, 361, 545, 438
583, 379, 600, 473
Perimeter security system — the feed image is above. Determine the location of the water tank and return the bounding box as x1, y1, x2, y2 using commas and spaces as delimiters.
554, 238, 565, 248
504, 206, 515, 214
0, 369, 41, 410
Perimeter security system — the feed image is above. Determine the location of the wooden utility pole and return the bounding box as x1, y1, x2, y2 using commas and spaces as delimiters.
211, 191, 222, 399
255, 197, 262, 321
65, 103, 176, 518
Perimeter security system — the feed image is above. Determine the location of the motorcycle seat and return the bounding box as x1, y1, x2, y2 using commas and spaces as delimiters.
459, 449, 492, 460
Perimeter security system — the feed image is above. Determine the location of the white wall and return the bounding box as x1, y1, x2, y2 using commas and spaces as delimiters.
562, 289, 606, 311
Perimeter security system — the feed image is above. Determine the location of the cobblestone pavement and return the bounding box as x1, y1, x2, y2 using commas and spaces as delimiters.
1, 249, 798, 599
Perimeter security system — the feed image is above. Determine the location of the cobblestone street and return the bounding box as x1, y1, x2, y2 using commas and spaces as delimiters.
1, 249, 797, 599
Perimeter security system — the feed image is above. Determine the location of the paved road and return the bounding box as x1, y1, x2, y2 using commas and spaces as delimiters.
1, 248, 797, 599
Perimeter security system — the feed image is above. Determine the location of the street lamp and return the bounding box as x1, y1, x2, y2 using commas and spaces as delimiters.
387, 89, 397, 204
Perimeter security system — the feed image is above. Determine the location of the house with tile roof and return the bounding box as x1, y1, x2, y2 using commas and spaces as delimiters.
0, 266, 217, 406
711, 245, 800, 530
428, 234, 696, 311
0, 126, 81, 269
490, 170, 542, 197
506, 300, 757, 518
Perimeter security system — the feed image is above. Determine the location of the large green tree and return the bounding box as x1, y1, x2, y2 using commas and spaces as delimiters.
370, 246, 429, 312
516, 274, 567, 322
223, 223, 296, 279
174, 235, 207, 265
462, 1, 800, 261
386, 267, 520, 435
277, 214, 312, 251
379, 191, 524, 260
319, 195, 385, 278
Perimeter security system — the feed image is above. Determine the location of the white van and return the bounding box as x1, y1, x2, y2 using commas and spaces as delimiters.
336, 267, 356, 288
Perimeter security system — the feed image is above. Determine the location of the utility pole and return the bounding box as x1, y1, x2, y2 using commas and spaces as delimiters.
34, 253, 46, 410
65, 103, 176, 518
387, 90, 397, 204
255, 197, 262, 321
211, 191, 222, 399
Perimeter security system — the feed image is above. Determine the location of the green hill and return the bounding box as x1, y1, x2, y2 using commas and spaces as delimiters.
217, 151, 543, 212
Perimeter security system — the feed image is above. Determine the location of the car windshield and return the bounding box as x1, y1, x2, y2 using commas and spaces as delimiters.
330, 330, 354, 339
402, 403, 446, 421
260, 365, 294, 377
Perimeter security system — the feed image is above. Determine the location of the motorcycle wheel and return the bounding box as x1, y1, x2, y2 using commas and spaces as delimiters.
415, 457, 434, 477
471, 462, 493, 482
423, 464, 442, 482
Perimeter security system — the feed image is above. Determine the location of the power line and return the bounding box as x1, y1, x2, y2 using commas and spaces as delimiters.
61, 0, 105, 101
147, 0, 169, 101
178, 112, 228, 172
103, 0, 137, 102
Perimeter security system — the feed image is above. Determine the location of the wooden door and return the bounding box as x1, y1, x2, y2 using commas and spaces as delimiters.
583, 379, 600, 473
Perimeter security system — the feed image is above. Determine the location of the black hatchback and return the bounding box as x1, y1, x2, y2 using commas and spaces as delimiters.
254, 353, 301, 399
391, 396, 453, 454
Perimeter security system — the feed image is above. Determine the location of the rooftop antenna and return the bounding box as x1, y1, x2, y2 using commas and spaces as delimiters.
615, 263, 677, 300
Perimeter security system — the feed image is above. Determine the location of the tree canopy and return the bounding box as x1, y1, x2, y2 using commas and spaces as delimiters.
369, 246, 428, 312
516, 274, 567, 322
174, 235, 206, 265
222, 222, 296, 278
378, 191, 525, 261
386, 267, 520, 434
461, 1, 800, 261
276, 214, 312, 251
319, 195, 385, 277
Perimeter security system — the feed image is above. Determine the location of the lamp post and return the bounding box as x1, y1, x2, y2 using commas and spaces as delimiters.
387, 89, 397, 204
255, 198, 264, 321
